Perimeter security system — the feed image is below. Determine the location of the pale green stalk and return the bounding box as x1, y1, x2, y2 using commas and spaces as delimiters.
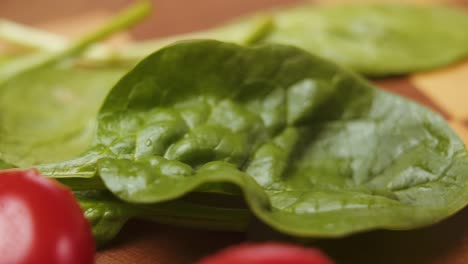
0, 1, 151, 84
1, 12, 273, 66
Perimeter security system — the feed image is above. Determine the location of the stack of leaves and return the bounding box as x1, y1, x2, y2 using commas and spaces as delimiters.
0, 2, 467, 246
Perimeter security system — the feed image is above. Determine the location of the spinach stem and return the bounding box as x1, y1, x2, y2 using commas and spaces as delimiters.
0, 1, 151, 84
1, 8, 272, 66
79, 192, 251, 233
0, 19, 66, 51
47, 1, 151, 65
76, 187, 250, 232
107, 14, 275, 62
242, 15, 274, 45
58, 177, 107, 191
133, 201, 251, 232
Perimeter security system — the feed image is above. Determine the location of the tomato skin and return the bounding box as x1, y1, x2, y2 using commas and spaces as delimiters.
0, 169, 94, 264
198, 242, 334, 264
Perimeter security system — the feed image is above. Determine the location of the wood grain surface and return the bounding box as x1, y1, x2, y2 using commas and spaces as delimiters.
1, 1, 468, 263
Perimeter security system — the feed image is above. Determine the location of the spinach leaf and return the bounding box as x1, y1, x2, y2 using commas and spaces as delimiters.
0, 2, 151, 167
0, 66, 126, 167
260, 5, 468, 76
122, 4, 468, 76
41, 40, 468, 238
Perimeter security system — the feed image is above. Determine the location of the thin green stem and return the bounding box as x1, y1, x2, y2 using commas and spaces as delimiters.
0, 1, 151, 84
0, 19, 119, 63
133, 200, 250, 232
108, 14, 274, 62
241, 15, 274, 45
58, 177, 107, 191
45, 0, 151, 66
0, 19, 66, 51
1, 8, 273, 67
78, 191, 250, 233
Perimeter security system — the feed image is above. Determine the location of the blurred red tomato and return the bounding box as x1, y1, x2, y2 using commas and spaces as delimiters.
0, 169, 94, 264
197, 242, 334, 264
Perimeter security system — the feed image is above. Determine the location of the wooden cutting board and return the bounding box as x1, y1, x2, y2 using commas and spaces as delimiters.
1, 1, 467, 263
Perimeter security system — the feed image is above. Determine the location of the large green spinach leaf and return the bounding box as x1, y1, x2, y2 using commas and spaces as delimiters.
41, 41, 468, 239
0, 67, 126, 167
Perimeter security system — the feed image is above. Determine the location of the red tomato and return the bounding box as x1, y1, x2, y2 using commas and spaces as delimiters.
0, 169, 94, 264
198, 242, 334, 264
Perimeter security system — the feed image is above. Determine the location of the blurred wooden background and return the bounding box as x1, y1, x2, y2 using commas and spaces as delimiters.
0, 0, 305, 40
1, 0, 465, 40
